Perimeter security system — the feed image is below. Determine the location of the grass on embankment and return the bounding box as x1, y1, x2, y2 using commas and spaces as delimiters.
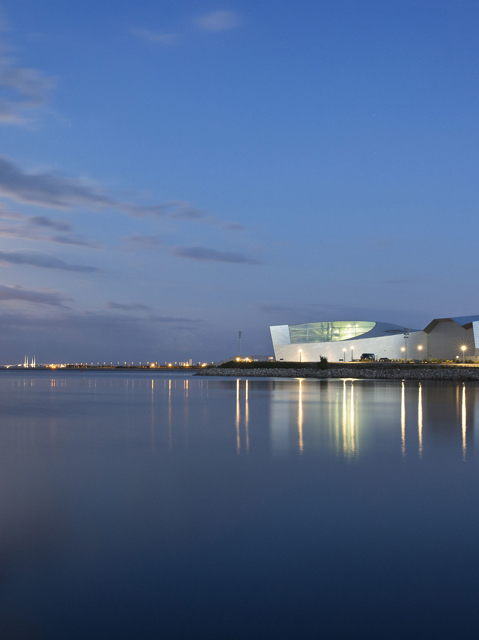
216, 360, 476, 371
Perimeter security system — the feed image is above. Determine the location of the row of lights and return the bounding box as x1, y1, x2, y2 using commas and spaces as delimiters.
299, 344, 470, 363
400, 345, 468, 363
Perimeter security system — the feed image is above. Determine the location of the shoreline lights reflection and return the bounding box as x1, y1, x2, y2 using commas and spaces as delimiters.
6, 373, 473, 460
418, 383, 423, 459
341, 379, 356, 458
462, 383, 467, 460
267, 378, 470, 459
235, 378, 250, 454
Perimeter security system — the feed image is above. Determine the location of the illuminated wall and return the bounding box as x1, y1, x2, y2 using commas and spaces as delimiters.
270, 316, 479, 362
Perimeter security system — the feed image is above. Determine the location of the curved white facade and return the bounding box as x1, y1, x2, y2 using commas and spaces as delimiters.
270, 316, 479, 362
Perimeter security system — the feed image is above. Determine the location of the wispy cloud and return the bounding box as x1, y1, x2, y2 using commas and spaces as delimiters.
0, 284, 70, 307
0, 157, 244, 231
223, 221, 246, 231
48, 234, 97, 247
133, 9, 242, 48
0, 308, 201, 329
171, 246, 261, 264
0, 250, 102, 273
0, 157, 115, 209
0, 203, 89, 245
0, 221, 98, 248
106, 301, 153, 312
28, 215, 71, 231
123, 235, 162, 250
0, 204, 23, 219
0, 204, 71, 230
132, 28, 177, 45
0, 36, 55, 125
195, 10, 242, 32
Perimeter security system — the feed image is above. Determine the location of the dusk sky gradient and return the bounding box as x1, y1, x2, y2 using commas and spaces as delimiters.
0, 0, 478, 362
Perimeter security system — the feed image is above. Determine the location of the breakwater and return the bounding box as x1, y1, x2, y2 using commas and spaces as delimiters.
196, 365, 479, 381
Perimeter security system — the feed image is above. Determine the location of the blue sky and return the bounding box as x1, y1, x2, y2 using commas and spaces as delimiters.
0, 0, 478, 363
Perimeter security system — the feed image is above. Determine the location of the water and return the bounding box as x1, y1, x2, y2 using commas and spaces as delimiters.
0, 370, 478, 639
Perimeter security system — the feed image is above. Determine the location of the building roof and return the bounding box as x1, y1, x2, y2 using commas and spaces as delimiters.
423, 315, 479, 333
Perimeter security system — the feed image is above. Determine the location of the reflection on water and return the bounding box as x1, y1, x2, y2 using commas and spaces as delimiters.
418, 383, 423, 458
245, 379, 250, 452
6, 372, 474, 461
236, 378, 241, 454
462, 383, 467, 460
266, 377, 475, 460
0, 371, 478, 639
298, 378, 304, 454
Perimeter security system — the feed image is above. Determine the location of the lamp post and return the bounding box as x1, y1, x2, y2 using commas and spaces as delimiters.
350, 346, 354, 362
299, 349, 302, 363
461, 345, 467, 364
343, 348, 347, 362
417, 345, 423, 361
401, 346, 406, 362
403, 327, 409, 362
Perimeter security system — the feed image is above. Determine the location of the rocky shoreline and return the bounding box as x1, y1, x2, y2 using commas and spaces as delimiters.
196, 366, 479, 381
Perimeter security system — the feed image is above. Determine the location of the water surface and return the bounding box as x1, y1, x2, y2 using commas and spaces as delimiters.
0, 371, 477, 639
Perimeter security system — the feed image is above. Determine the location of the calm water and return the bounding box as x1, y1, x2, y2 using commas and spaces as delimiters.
0, 370, 478, 639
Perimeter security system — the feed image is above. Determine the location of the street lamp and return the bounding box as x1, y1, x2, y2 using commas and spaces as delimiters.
299, 349, 302, 363
401, 346, 406, 363
343, 348, 347, 362
417, 345, 423, 361
350, 346, 354, 361
461, 345, 467, 364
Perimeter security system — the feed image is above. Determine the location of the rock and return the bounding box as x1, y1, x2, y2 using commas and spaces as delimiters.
195, 366, 479, 381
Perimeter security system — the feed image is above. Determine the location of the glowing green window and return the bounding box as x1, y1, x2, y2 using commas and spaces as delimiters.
289, 321, 376, 343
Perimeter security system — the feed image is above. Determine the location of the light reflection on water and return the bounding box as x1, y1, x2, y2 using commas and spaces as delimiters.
2, 372, 476, 460
0, 371, 478, 639
265, 376, 473, 460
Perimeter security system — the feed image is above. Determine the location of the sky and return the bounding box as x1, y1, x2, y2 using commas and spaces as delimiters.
0, 0, 478, 364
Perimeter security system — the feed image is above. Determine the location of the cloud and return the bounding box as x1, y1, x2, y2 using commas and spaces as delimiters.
28, 215, 71, 231
170, 204, 204, 220
0, 205, 23, 219
0, 284, 70, 307
106, 301, 154, 312
0, 205, 89, 245
0, 39, 55, 125
123, 235, 162, 249
0, 157, 116, 209
132, 29, 177, 45
0, 158, 245, 231
171, 245, 261, 264
0, 308, 205, 363
195, 10, 242, 32
48, 234, 97, 247
0, 223, 98, 247
0, 250, 102, 272
223, 221, 246, 231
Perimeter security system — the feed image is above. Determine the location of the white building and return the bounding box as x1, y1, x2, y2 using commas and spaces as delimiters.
270, 316, 479, 362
